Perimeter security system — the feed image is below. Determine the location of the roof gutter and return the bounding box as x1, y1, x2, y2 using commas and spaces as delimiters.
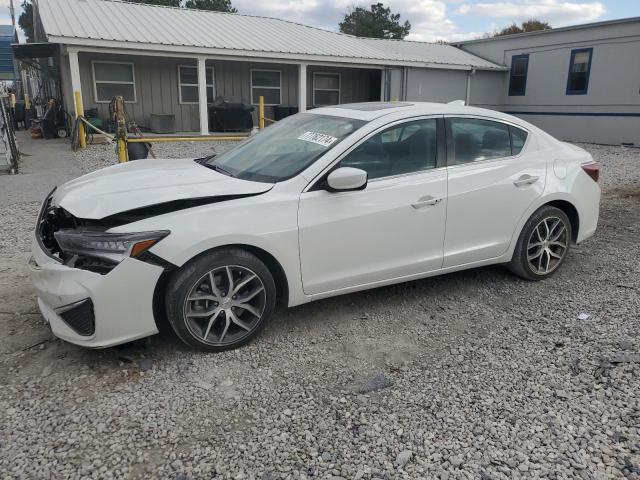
53, 37, 506, 71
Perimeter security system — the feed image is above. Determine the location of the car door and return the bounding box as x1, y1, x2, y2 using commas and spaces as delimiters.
298, 117, 448, 295
443, 116, 547, 267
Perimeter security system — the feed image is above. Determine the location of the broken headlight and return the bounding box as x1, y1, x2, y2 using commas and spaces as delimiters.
54, 230, 170, 264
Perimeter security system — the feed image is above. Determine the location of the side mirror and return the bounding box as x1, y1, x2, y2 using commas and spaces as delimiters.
326, 167, 368, 192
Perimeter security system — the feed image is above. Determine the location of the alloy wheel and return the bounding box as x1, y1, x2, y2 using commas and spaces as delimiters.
183, 265, 266, 346
526, 216, 569, 275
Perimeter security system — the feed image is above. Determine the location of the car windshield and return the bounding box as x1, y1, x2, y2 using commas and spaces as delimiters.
203, 113, 366, 183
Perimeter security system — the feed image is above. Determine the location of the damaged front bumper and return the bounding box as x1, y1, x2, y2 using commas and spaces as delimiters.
29, 232, 164, 348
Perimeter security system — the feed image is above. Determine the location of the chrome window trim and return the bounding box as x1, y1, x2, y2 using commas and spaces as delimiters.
303, 114, 444, 193
444, 114, 530, 167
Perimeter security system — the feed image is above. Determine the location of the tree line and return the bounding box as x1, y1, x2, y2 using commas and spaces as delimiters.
19, 0, 551, 43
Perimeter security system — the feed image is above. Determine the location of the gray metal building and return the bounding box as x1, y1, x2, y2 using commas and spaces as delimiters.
24, 0, 502, 134
453, 18, 640, 145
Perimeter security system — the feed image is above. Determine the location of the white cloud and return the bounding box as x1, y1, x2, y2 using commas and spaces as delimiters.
456, 0, 606, 27
234, 0, 473, 43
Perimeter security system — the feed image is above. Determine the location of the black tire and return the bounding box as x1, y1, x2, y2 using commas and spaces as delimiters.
509, 205, 572, 281
165, 248, 276, 351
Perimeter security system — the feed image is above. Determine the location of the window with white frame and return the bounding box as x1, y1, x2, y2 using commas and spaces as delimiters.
92, 61, 136, 103
251, 70, 281, 105
313, 72, 340, 106
178, 66, 215, 104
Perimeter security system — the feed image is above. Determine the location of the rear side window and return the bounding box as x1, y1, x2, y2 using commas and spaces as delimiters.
447, 118, 529, 164
448, 118, 511, 164
510, 126, 528, 155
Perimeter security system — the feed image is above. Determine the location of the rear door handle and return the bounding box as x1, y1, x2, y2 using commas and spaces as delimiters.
412, 196, 442, 209
513, 175, 539, 187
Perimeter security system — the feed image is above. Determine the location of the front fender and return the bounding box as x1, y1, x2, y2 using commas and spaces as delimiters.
109, 190, 309, 307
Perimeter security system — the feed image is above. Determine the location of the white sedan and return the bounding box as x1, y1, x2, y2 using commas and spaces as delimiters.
29, 102, 601, 351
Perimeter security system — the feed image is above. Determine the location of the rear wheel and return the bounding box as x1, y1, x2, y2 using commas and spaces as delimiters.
509, 206, 572, 280
165, 248, 276, 351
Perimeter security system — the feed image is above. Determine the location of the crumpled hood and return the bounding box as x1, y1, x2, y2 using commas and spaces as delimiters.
52, 158, 273, 219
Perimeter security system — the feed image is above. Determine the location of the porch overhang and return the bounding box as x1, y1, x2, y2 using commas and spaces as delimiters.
53, 38, 506, 72
12, 42, 60, 60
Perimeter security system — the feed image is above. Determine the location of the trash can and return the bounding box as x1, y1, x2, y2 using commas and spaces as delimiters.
272, 105, 299, 121
209, 96, 254, 132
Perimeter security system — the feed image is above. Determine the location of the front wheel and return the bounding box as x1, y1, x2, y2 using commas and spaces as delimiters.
165, 248, 276, 351
509, 206, 572, 280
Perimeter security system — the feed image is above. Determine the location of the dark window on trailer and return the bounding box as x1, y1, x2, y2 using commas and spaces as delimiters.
509, 54, 529, 96
566, 48, 593, 95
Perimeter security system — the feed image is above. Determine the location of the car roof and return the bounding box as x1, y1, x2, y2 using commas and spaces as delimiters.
310, 101, 527, 125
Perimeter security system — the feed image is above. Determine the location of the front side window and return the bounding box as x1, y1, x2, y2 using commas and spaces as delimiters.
448, 118, 512, 164
509, 54, 529, 96
566, 48, 593, 95
205, 113, 364, 183
178, 66, 215, 104
339, 119, 438, 180
93, 62, 136, 103
251, 70, 281, 105
314, 73, 340, 106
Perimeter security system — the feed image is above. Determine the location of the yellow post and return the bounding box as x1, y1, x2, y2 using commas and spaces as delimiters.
74, 91, 86, 149
24, 94, 31, 110
259, 95, 265, 130
9, 93, 16, 108
117, 137, 128, 163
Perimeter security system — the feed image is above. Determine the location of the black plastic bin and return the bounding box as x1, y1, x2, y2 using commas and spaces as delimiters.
273, 105, 299, 121
208, 96, 255, 132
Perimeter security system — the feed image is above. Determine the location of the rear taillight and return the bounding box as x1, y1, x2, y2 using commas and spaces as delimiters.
582, 163, 600, 183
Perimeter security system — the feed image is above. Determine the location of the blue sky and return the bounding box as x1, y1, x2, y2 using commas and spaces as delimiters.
2, 0, 639, 42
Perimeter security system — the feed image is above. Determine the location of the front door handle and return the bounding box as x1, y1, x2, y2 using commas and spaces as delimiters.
412, 196, 442, 209
513, 174, 539, 187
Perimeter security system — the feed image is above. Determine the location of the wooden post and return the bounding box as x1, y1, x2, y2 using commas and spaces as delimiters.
115, 96, 128, 163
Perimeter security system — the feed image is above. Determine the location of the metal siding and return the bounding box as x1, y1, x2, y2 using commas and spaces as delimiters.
404, 68, 468, 103
77, 53, 313, 131
457, 21, 640, 144
38, 0, 501, 70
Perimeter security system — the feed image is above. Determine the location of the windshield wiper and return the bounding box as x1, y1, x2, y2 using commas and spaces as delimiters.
210, 163, 235, 178
194, 153, 216, 164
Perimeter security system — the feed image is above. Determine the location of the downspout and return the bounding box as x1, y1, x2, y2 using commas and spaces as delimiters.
382, 68, 391, 101
403, 67, 409, 101
465, 68, 476, 105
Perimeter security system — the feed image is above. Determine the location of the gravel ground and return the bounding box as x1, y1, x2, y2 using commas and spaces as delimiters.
0, 143, 639, 479
74, 140, 237, 173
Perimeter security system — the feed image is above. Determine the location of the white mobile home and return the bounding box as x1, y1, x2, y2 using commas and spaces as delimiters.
453, 18, 640, 145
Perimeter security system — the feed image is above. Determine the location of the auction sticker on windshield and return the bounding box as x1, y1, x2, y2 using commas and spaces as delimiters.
297, 131, 338, 147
